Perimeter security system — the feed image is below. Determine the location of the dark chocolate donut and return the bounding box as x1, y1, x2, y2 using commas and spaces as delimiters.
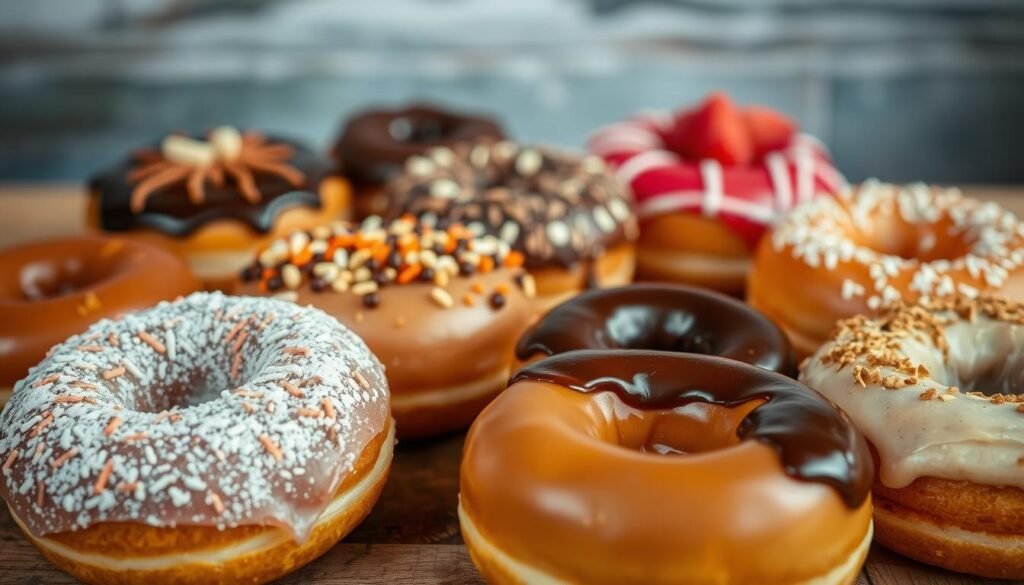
332, 103, 504, 187
516, 283, 794, 375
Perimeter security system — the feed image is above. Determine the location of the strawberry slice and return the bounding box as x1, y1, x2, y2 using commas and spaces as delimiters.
668, 92, 754, 166
742, 106, 796, 158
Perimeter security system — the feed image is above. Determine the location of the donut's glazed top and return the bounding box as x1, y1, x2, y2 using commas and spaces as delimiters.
385, 140, 639, 269
90, 129, 329, 236
0, 293, 389, 541
332, 103, 504, 186
512, 351, 871, 507
516, 284, 793, 375
0, 236, 200, 387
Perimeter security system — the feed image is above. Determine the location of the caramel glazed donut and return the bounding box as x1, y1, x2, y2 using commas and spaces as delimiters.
384, 140, 639, 311
236, 215, 537, 439
749, 180, 1024, 359
89, 126, 352, 290
802, 296, 1024, 579
0, 293, 392, 585
460, 351, 874, 585
0, 236, 200, 409
331, 102, 505, 219
515, 283, 794, 376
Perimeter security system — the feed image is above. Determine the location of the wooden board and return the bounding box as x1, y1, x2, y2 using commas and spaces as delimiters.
1, 184, 1022, 585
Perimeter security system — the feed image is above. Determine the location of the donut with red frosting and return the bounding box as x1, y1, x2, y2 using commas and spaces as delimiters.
588, 92, 845, 295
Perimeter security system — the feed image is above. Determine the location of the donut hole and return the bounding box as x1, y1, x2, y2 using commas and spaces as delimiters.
939, 321, 1024, 397
15, 256, 114, 301
389, 116, 451, 145
606, 396, 762, 456
848, 213, 975, 262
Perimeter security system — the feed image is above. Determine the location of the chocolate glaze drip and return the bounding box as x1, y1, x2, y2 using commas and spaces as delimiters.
332, 103, 504, 186
512, 350, 873, 508
516, 284, 795, 375
90, 135, 327, 236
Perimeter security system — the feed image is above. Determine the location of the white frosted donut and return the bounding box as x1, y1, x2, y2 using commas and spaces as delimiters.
801, 296, 1024, 579
0, 292, 392, 585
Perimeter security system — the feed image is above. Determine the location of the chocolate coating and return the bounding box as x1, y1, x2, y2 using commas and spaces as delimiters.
512, 350, 873, 508
90, 134, 328, 236
516, 284, 794, 375
332, 103, 504, 186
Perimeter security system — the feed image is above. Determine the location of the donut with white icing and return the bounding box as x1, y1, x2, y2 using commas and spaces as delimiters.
0, 292, 392, 585
749, 180, 1024, 358
801, 296, 1024, 579
588, 92, 844, 295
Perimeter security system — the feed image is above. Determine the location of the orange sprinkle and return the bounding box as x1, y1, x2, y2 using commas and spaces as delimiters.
479, 256, 495, 273
2, 449, 19, 473
32, 373, 60, 388
233, 388, 263, 399
302, 375, 323, 388
282, 346, 310, 356
137, 331, 166, 354
36, 480, 45, 507
295, 407, 320, 418
397, 264, 423, 284
121, 433, 149, 442
231, 331, 249, 354
209, 492, 226, 514
78, 345, 104, 353
51, 448, 78, 469
241, 401, 257, 414
104, 416, 122, 436
463, 293, 476, 307
495, 283, 510, 295
471, 281, 485, 294
116, 482, 138, 493
231, 353, 243, 381
354, 371, 370, 390
69, 381, 97, 390
281, 380, 304, 398
370, 242, 391, 263
321, 398, 337, 420
94, 460, 114, 494
54, 394, 86, 404
259, 435, 284, 462
225, 319, 247, 344
102, 367, 126, 380
292, 247, 313, 266
30, 413, 54, 437
503, 251, 525, 268
108, 332, 120, 347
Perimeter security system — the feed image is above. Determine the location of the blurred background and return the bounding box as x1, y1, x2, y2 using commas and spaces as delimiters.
0, 0, 1022, 185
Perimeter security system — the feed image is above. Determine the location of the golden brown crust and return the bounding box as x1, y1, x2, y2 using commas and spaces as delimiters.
529, 242, 636, 309
634, 214, 750, 295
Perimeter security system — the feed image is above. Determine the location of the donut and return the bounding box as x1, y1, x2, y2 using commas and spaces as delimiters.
0, 235, 200, 409
801, 296, 1024, 579
588, 92, 844, 295
0, 292, 392, 585
235, 215, 537, 439
89, 126, 353, 290
749, 180, 1024, 358
515, 283, 793, 375
331, 103, 504, 219
460, 350, 873, 584
384, 140, 639, 310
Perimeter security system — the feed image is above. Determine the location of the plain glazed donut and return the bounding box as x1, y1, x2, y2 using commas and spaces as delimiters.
0, 292, 392, 585
515, 283, 793, 375
235, 216, 538, 439
460, 350, 873, 585
0, 235, 200, 409
384, 140, 639, 311
589, 92, 844, 295
89, 127, 353, 289
331, 103, 505, 219
801, 296, 1024, 579
749, 180, 1024, 358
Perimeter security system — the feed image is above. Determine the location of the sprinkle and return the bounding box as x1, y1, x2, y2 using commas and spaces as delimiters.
51, 448, 78, 469
431, 287, 454, 308
2, 449, 19, 473
231, 353, 243, 381
122, 433, 149, 443
36, 481, 45, 507
519, 274, 537, 298
354, 371, 370, 390
29, 414, 54, 437
78, 345, 104, 353
104, 416, 123, 436
69, 381, 97, 390
93, 460, 114, 494
108, 332, 120, 346
463, 293, 476, 307
208, 492, 226, 514
231, 331, 249, 354
259, 435, 284, 462
321, 398, 336, 420
32, 373, 60, 388
116, 482, 138, 493
54, 394, 87, 404
281, 380, 304, 398
295, 408, 321, 418
102, 367, 126, 380
137, 330, 166, 354
282, 346, 310, 356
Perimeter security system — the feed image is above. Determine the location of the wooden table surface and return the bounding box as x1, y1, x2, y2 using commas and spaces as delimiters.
1, 184, 1022, 585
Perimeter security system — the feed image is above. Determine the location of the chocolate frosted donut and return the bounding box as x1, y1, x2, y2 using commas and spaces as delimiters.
332, 103, 504, 188
386, 140, 639, 309
516, 284, 794, 375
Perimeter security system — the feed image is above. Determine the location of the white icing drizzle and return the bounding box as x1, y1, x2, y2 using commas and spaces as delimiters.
0, 292, 389, 542
772, 179, 1024, 309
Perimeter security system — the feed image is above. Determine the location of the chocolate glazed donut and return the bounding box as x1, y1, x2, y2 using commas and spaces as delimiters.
516, 284, 795, 375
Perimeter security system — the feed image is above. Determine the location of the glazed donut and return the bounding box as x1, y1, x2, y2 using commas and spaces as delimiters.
515, 283, 793, 375
589, 92, 844, 295
0, 292, 391, 585
331, 103, 505, 219
385, 140, 639, 310
235, 215, 537, 439
460, 350, 873, 584
801, 296, 1024, 579
0, 236, 199, 409
749, 180, 1024, 358
89, 126, 353, 290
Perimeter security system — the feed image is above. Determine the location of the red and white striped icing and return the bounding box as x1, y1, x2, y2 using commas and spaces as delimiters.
587, 110, 847, 248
